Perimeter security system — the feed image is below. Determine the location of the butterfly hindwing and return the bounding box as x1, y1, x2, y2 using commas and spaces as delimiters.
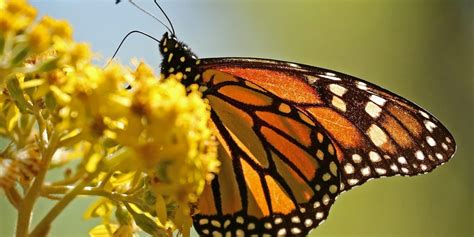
193, 69, 341, 236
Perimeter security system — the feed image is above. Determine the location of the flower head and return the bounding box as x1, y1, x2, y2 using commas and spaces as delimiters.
0, 1, 219, 236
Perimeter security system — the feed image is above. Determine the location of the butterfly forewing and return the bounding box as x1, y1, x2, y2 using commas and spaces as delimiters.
201, 58, 456, 192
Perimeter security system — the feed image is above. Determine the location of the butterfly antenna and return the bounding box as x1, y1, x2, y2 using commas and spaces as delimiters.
128, 0, 174, 34
105, 30, 161, 68
153, 0, 175, 36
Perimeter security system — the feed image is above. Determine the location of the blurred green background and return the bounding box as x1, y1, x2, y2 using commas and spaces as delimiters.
1, 0, 472, 236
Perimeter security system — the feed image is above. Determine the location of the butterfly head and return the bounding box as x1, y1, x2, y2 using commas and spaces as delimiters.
159, 32, 201, 87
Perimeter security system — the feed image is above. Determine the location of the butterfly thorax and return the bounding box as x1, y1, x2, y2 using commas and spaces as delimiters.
159, 32, 202, 87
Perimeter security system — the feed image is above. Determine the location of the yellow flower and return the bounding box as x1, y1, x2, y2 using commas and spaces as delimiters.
132, 62, 155, 80
6, 0, 35, 18
0, 12, 14, 33
39, 16, 72, 40
69, 43, 91, 66
88, 224, 118, 237
0, 1, 220, 236
28, 23, 51, 52
0, 0, 36, 33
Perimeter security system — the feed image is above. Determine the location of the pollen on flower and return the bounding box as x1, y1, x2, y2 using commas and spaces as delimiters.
0, 0, 36, 33
0, 12, 14, 33
40, 16, 72, 40
28, 23, 51, 52
69, 43, 91, 66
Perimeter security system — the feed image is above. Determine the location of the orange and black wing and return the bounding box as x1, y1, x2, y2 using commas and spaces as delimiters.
193, 58, 456, 236
194, 69, 341, 236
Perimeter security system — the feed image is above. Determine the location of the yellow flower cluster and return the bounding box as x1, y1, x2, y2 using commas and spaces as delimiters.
0, 0, 219, 236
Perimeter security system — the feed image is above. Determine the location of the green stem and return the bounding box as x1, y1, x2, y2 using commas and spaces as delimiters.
15, 132, 59, 237
98, 170, 114, 188
50, 168, 85, 186
41, 185, 147, 209
57, 131, 84, 148
5, 186, 22, 209
29, 168, 102, 237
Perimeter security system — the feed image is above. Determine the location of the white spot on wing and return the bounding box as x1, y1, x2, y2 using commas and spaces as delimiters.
375, 168, 387, 175
416, 150, 425, 160
398, 156, 407, 164
424, 120, 437, 133
426, 136, 436, 146
291, 227, 302, 234
248, 223, 255, 230
370, 95, 387, 106
211, 220, 221, 227
329, 84, 348, 97
369, 151, 382, 162
287, 62, 300, 68
264, 222, 272, 229
361, 167, 371, 176
365, 101, 382, 118
356, 81, 368, 90
352, 154, 362, 163
367, 124, 388, 147
331, 96, 347, 112
348, 179, 359, 185
322, 194, 330, 205
320, 73, 341, 81
344, 163, 355, 174
306, 75, 319, 84
419, 110, 430, 119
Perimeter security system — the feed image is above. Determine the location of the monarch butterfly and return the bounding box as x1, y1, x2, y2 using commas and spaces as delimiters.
116, 1, 456, 236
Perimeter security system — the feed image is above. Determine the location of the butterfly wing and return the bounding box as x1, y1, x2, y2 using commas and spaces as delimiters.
200, 57, 456, 191
194, 69, 341, 236
193, 57, 456, 236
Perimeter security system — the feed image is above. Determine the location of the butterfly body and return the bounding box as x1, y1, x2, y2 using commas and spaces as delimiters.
158, 33, 456, 236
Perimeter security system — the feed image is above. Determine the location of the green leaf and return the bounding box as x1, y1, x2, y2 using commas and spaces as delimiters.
45, 91, 57, 111
0, 36, 5, 54
131, 212, 159, 236
6, 77, 30, 113
124, 203, 164, 236
36, 58, 60, 72
11, 47, 29, 66
114, 205, 132, 226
